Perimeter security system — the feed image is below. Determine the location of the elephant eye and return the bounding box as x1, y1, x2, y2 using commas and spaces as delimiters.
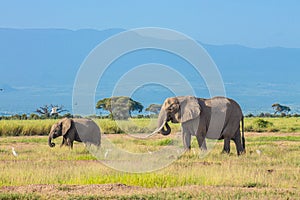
168, 104, 177, 111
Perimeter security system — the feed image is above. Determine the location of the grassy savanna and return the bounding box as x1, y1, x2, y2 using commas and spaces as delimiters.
0, 118, 299, 199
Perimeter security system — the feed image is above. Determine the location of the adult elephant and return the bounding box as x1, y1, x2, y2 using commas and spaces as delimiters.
48, 118, 101, 149
155, 96, 245, 155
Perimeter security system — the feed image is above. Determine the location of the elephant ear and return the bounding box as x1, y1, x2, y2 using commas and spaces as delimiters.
60, 118, 72, 136
178, 96, 201, 123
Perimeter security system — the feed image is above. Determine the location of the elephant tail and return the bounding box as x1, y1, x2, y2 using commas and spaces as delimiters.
241, 116, 245, 150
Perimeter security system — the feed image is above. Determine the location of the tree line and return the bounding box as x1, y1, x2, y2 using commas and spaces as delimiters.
0, 96, 297, 120
0, 96, 162, 120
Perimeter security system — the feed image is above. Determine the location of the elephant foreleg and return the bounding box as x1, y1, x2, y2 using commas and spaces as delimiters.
182, 132, 191, 150
65, 138, 73, 149
60, 138, 66, 147
222, 138, 230, 154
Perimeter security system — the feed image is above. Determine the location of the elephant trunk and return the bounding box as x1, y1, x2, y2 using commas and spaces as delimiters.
157, 109, 171, 136
48, 134, 55, 147
160, 122, 171, 135
143, 110, 171, 139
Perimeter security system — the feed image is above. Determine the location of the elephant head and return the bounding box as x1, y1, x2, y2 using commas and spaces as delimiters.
156, 96, 201, 135
48, 118, 72, 147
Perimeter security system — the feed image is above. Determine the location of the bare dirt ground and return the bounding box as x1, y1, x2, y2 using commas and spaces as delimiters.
1, 183, 298, 199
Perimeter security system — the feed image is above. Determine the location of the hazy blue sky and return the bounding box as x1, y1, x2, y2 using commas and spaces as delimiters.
0, 0, 299, 47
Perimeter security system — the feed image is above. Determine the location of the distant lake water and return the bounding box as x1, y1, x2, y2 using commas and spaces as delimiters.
1, 82, 299, 116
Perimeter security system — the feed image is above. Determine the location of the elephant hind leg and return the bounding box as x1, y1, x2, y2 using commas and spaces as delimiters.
196, 135, 207, 151
233, 129, 244, 156
222, 138, 230, 154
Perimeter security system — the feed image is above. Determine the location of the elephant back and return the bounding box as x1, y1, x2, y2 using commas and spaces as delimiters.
204, 97, 242, 139
73, 118, 101, 146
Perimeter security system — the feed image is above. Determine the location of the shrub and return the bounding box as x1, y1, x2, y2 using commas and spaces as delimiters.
29, 113, 40, 120
245, 119, 274, 132
245, 113, 254, 118
254, 119, 273, 128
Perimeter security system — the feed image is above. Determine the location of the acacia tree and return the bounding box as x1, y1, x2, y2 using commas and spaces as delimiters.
145, 104, 162, 114
96, 96, 143, 120
272, 103, 291, 114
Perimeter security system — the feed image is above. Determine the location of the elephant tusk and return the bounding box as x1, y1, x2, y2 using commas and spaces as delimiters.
141, 120, 167, 139
143, 129, 160, 138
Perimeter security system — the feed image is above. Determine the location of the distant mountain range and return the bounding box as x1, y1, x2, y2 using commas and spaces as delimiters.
0, 28, 299, 115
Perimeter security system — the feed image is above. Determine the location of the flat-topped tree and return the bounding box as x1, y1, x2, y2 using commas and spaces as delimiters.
96, 96, 143, 120
272, 103, 291, 115
35, 104, 67, 118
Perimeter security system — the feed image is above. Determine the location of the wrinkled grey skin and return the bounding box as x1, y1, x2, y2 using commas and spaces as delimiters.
48, 118, 101, 149
157, 96, 245, 155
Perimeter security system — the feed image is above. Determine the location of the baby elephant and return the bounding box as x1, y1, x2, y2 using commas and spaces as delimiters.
48, 118, 101, 149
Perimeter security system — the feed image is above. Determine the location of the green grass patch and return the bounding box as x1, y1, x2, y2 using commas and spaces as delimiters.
155, 138, 174, 146
0, 193, 41, 200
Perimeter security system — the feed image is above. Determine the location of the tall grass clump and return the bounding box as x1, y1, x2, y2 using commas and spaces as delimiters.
96, 119, 123, 134
0, 120, 55, 136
